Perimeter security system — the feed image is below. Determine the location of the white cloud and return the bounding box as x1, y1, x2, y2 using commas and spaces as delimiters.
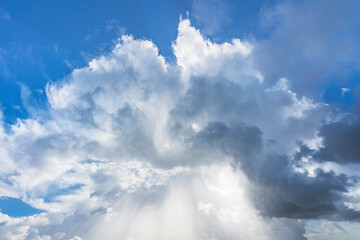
173, 19, 261, 83
341, 87, 350, 96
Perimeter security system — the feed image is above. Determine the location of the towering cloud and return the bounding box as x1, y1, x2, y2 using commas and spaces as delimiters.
0, 17, 359, 240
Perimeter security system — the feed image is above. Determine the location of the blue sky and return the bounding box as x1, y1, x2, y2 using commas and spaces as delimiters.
0, 197, 44, 218
1, 1, 360, 239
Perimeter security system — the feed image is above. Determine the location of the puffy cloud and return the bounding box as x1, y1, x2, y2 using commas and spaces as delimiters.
173, 19, 261, 83
0, 17, 360, 240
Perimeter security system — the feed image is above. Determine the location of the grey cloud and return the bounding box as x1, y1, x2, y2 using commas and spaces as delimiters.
191, 121, 263, 174
252, 155, 358, 220
315, 117, 360, 164
170, 77, 259, 123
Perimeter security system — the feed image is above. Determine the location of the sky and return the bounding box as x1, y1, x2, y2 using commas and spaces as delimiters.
1, 0, 360, 239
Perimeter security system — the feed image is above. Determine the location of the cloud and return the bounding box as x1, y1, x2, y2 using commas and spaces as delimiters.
295, 114, 360, 164
0, 8, 10, 22
173, 19, 259, 82
1, 16, 360, 239
255, 0, 360, 97
191, 0, 231, 35
305, 220, 360, 240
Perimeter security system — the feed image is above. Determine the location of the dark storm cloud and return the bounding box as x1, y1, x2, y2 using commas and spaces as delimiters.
315, 117, 360, 164
252, 155, 360, 220
295, 115, 360, 164
190, 120, 360, 220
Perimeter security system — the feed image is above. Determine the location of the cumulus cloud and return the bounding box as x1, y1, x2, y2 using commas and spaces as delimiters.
0, 16, 360, 240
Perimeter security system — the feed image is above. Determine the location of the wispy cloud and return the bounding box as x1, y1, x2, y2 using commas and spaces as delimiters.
0, 7, 10, 21
191, 0, 231, 35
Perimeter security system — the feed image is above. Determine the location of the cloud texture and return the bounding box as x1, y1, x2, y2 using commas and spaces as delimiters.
1, 13, 360, 240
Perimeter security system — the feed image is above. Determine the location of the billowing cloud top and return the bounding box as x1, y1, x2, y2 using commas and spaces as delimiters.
0, 18, 360, 240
